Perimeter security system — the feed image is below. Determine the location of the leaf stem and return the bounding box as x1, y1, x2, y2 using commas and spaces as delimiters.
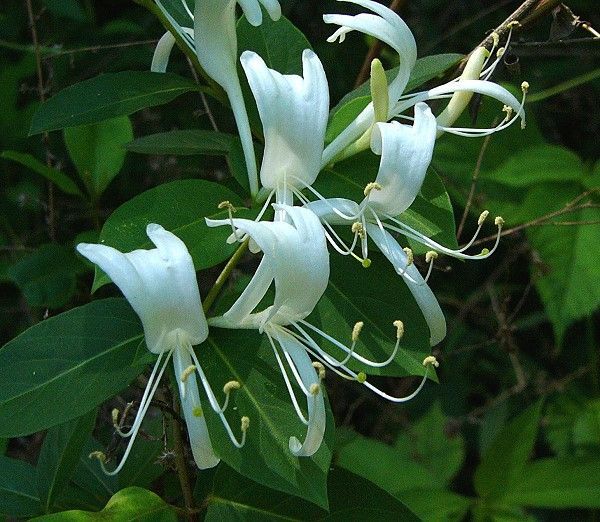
203, 239, 249, 313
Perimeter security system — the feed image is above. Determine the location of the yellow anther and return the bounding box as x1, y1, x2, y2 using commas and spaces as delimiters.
364, 182, 382, 197
111, 408, 120, 426
352, 221, 366, 239
480, 248, 490, 256
89, 451, 107, 463
521, 81, 529, 93
241, 416, 250, 432
192, 406, 203, 417
491, 32, 500, 48
218, 200, 237, 212
180, 365, 196, 383
352, 321, 364, 342
370, 58, 389, 123
478, 210, 490, 226
507, 20, 520, 28
494, 216, 505, 227
312, 362, 326, 380
423, 355, 439, 368
357, 371, 367, 384
393, 320, 404, 340
361, 258, 372, 269
425, 251, 438, 263
496, 46, 505, 58
223, 380, 241, 394
309, 383, 321, 396
403, 247, 414, 266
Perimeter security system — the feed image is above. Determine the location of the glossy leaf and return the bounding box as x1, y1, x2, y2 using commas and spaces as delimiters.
37, 411, 98, 513
30, 487, 177, 521
126, 129, 235, 156
474, 401, 543, 500
92, 180, 248, 291
0, 298, 144, 437
1, 150, 83, 197
30, 72, 199, 134
202, 328, 333, 508
0, 456, 41, 518
64, 116, 133, 198
7, 243, 85, 308
205, 465, 419, 521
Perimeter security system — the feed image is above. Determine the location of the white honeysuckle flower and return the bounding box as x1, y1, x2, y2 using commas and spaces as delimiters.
77, 224, 248, 474
322, 0, 416, 165
321, 0, 527, 165
303, 103, 505, 345
207, 205, 438, 456
241, 49, 329, 213
150, 0, 282, 198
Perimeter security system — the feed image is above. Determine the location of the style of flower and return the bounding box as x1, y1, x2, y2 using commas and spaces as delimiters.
321, 0, 527, 166
207, 205, 438, 457
77, 224, 248, 473
150, 0, 282, 198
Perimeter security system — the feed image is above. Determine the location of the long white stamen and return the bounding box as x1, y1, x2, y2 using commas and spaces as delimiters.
180, 0, 194, 20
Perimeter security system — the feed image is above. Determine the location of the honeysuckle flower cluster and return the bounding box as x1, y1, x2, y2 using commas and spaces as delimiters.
79, 0, 527, 472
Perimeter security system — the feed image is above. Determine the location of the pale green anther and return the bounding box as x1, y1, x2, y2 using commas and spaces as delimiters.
436, 47, 488, 134
357, 371, 367, 384
370, 58, 389, 123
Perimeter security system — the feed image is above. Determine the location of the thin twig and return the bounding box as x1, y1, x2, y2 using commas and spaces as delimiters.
25, 0, 55, 241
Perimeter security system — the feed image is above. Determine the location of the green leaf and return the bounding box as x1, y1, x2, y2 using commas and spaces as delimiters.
327, 54, 463, 142
0, 456, 41, 518
205, 465, 419, 521
503, 457, 600, 508
30, 72, 199, 134
64, 116, 133, 198
202, 328, 333, 508
1, 151, 83, 197
474, 401, 543, 500
37, 411, 97, 513
527, 204, 600, 345
30, 487, 177, 521
125, 130, 234, 156
7, 243, 85, 308
92, 180, 248, 291
0, 298, 144, 437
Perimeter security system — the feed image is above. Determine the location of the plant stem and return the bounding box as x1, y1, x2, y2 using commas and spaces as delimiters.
203, 239, 249, 313
171, 390, 197, 521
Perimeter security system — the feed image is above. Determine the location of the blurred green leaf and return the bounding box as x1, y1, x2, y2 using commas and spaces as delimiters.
205, 465, 419, 521
504, 458, 600, 508
30, 486, 176, 521
0, 456, 41, 518
30, 72, 199, 134
37, 411, 97, 513
0, 298, 144, 437
474, 401, 543, 500
92, 180, 249, 291
64, 116, 133, 198
7, 243, 85, 308
202, 328, 333, 508
1, 151, 83, 197
126, 129, 234, 156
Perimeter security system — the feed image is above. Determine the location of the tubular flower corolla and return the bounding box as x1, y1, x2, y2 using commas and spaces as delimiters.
77, 224, 248, 474
207, 205, 438, 456
150, 0, 282, 197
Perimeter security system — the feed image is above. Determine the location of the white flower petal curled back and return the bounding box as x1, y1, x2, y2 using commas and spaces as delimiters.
77, 225, 247, 474
208, 205, 437, 455
322, 0, 417, 165
241, 49, 329, 207
194, 0, 281, 197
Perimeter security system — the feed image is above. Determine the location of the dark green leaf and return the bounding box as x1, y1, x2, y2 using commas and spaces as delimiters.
7, 243, 85, 308
1, 150, 83, 197
504, 457, 600, 508
64, 116, 133, 198
92, 180, 248, 291
0, 456, 41, 517
0, 298, 144, 437
30, 486, 177, 521
474, 401, 543, 500
30, 72, 199, 134
126, 129, 234, 156
205, 465, 419, 521
202, 328, 333, 508
37, 411, 97, 513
